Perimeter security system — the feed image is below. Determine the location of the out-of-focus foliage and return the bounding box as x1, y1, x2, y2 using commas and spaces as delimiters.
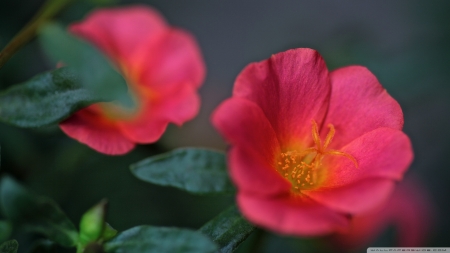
83, 0, 118, 6
0, 177, 222, 253
0, 240, 18, 253
28, 240, 57, 253
0, 177, 78, 247
104, 226, 218, 253
0, 221, 12, 243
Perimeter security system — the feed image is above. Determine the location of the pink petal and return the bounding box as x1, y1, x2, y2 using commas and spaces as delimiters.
118, 84, 200, 143
303, 178, 395, 214
323, 66, 404, 148
212, 98, 280, 163
134, 29, 206, 92
233, 48, 331, 147
237, 193, 350, 236
212, 98, 289, 195
229, 147, 290, 196
321, 128, 413, 188
69, 5, 167, 64
59, 107, 135, 155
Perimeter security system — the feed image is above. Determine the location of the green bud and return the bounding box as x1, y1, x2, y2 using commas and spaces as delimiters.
101, 223, 117, 241
79, 199, 107, 244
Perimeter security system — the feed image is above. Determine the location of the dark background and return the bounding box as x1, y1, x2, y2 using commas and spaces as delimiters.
0, 0, 449, 252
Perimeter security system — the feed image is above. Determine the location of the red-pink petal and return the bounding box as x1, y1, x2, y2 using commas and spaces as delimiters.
322, 128, 413, 188
118, 85, 200, 143
212, 98, 280, 163
69, 5, 167, 64
134, 29, 205, 92
229, 147, 290, 196
60, 107, 135, 155
212, 98, 290, 195
233, 48, 331, 147
237, 193, 350, 236
303, 178, 395, 214
323, 66, 404, 148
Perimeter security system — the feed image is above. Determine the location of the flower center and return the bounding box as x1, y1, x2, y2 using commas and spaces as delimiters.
276, 120, 358, 193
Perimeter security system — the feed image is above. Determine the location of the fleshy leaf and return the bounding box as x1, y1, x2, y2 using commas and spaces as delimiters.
0, 240, 18, 253
0, 67, 102, 128
130, 148, 235, 194
199, 205, 255, 253
0, 177, 78, 247
39, 22, 133, 108
103, 226, 218, 253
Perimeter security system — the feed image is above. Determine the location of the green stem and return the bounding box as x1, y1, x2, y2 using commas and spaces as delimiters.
0, 0, 73, 69
76, 245, 84, 253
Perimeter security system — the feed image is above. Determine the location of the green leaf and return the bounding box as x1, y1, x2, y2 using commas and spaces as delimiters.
0, 67, 102, 128
199, 205, 255, 253
0, 176, 78, 247
130, 148, 235, 194
39, 22, 133, 108
104, 226, 218, 253
0, 240, 18, 253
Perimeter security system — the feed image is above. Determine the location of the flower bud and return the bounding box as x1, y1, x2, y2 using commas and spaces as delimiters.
79, 199, 107, 244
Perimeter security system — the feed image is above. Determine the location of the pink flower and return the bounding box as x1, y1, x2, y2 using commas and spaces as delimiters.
60, 6, 205, 155
328, 178, 435, 250
212, 48, 413, 236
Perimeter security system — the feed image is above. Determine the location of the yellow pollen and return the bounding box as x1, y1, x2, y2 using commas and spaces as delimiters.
276, 120, 358, 193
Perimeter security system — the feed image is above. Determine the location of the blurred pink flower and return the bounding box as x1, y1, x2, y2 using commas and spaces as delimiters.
212, 48, 413, 236
60, 5, 205, 155
328, 177, 435, 250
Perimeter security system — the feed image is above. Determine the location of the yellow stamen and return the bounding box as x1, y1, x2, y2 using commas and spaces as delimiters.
311, 120, 322, 150
308, 120, 357, 168
324, 150, 359, 168
276, 120, 358, 193
323, 124, 335, 149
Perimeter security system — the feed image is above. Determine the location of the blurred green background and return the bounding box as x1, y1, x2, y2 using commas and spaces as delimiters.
1, 0, 449, 252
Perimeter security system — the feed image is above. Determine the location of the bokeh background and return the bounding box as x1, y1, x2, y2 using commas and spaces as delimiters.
1, 0, 449, 252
